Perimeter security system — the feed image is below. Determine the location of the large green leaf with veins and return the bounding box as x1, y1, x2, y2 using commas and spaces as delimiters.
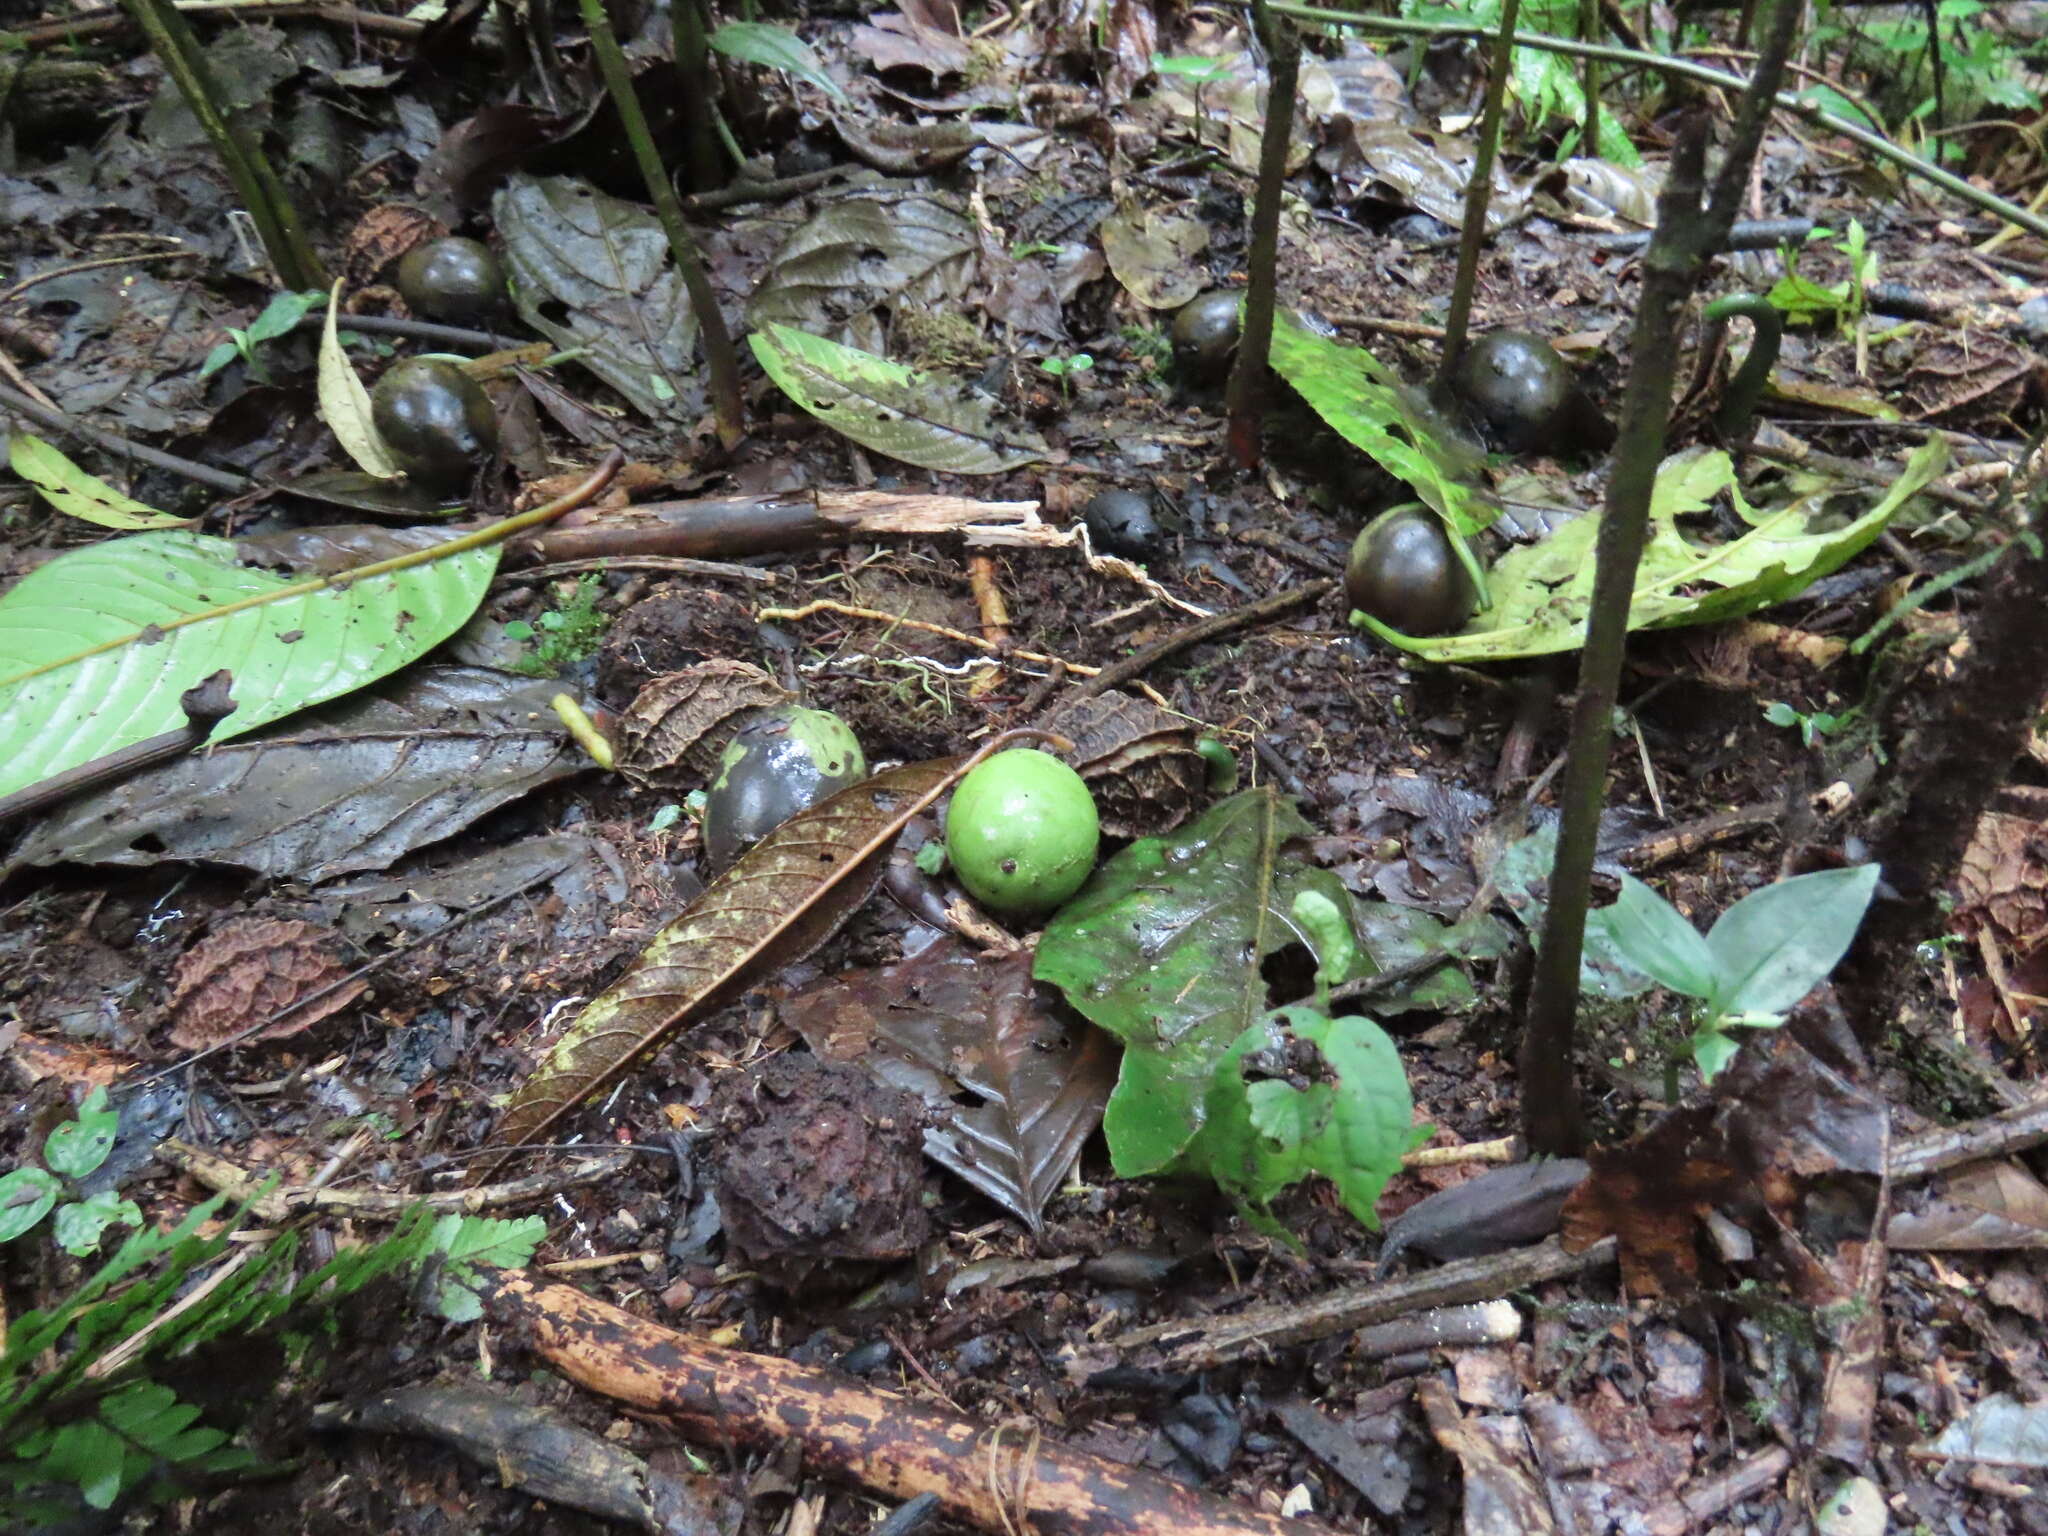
1359, 435, 1948, 663
0, 530, 497, 799
1034, 787, 1371, 1176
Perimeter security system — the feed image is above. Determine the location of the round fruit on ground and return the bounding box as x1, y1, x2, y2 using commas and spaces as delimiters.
945, 748, 1100, 916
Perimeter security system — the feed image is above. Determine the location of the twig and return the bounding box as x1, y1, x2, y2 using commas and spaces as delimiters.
758, 599, 1101, 677
292, 311, 527, 352
1225, 0, 1299, 470
1074, 581, 1335, 700
0, 670, 234, 829
509, 556, 783, 587
1634, 1447, 1793, 1536
1890, 1091, 2048, 1182
681, 166, 856, 214
16, 1, 428, 48
158, 1143, 634, 1224
1590, 216, 1813, 252
0, 378, 251, 493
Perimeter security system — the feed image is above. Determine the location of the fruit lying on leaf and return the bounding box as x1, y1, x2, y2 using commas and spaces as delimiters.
1345, 504, 1477, 637
702, 706, 867, 870
945, 748, 1100, 916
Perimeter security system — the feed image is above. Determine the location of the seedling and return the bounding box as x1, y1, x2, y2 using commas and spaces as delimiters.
198, 289, 325, 381
505, 574, 610, 676
1037, 351, 1094, 403
1583, 865, 1879, 1094
0, 1087, 141, 1256
1766, 220, 1877, 330
1762, 699, 1850, 748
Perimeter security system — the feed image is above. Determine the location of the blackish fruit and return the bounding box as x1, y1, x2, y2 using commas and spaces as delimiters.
1082, 488, 1164, 561
369, 358, 498, 491
701, 706, 866, 870
1171, 290, 1241, 385
1345, 505, 1477, 637
396, 237, 505, 323
1453, 330, 1575, 452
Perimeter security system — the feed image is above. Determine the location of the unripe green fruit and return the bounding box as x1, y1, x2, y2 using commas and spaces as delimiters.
946, 749, 1099, 916
702, 706, 866, 870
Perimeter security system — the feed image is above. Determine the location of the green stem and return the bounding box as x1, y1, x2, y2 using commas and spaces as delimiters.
119, 0, 326, 290
1435, 0, 1523, 397
1701, 292, 1781, 438
580, 0, 746, 448
671, 0, 725, 192
1265, 2, 2048, 243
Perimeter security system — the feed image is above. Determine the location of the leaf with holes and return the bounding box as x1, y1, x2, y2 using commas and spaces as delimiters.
9, 434, 195, 530
0, 530, 497, 801
750, 322, 1047, 475
746, 192, 975, 352
477, 751, 1003, 1177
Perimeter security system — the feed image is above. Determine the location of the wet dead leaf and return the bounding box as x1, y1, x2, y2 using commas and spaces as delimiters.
166, 917, 366, 1049
1888, 1160, 2048, 1251
1097, 204, 1210, 311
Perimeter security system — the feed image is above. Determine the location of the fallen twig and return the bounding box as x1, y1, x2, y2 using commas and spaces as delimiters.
1073, 581, 1336, 701
160, 1142, 633, 1223
480, 1272, 1335, 1536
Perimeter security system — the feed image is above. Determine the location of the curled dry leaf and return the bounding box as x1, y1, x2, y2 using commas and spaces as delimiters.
475, 735, 1056, 1177
616, 661, 796, 788
317, 282, 402, 480
166, 917, 366, 1049
1039, 690, 1204, 837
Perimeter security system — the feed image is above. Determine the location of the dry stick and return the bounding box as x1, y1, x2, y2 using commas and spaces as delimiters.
1264, 2, 2048, 243
578, 0, 743, 448
759, 599, 1100, 677
1434, 0, 1524, 394
291, 311, 528, 353
1073, 581, 1335, 702
0, 378, 251, 494
16, 1, 429, 47
1522, 0, 1803, 1158
480, 1272, 1334, 1536
0, 670, 233, 829
120, 0, 326, 290
1636, 1447, 1793, 1536
1223, 0, 1299, 471
0, 250, 205, 309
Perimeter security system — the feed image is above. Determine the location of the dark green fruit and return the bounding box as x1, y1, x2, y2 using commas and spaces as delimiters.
396, 237, 505, 323
1453, 330, 1575, 452
1082, 488, 1164, 561
1345, 505, 1477, 637
702, 706, 866, 870
1171, 290, 1241, 384
946, 749, 1099, 916
369, 358, 498, 491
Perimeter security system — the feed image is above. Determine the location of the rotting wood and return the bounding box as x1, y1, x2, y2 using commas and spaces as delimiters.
523, 492, 1057, 564
480, 1272, 1334, 1536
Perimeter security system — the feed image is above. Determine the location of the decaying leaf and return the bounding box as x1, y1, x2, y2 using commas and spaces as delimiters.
166, 917, 366, 1049
746, 191, 974, 353
1888, 1161, 2048, 1251
1921, 1395, 2048, 1468
1038, 690, 1203, 837
617, 661, 797, 788
8, 434, 195, 530
0, 530, 499, 802
750, 322, 1048, 475
493, 173, 699, 421
317, 282, 402, 480
783, 939, 1115, 1232
1097, 205, 1209, 311
477, 744, 1043, 1174
7, 668, 580, 882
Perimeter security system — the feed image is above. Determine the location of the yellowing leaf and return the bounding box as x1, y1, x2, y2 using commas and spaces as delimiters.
8, 434, 194, 530
317, 281, 401, 480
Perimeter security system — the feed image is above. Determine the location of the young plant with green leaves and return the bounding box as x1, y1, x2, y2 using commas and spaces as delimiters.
1037, 352, 1094, 402
1767, 221, 1877, 330
0, 1089, 140, 1257
197, 290, 325, 381
1582, 865, 1880, 1091
0, 1179, 541, 1526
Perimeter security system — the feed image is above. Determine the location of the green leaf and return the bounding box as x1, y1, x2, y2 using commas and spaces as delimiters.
197, 340, 242, 379
316, 281, 401, 480
0, 1168, 60, 1242
0, 528, 499, 800
1266, 308, 1496, 545
245, 289, 324, 345
47, 1420, 125, 1508
427, 1213, 545, 1322
1598, 875, 1718, 1000
1704, 864, 1881, 1018
1690, 1026, 1744, 1084
1178, 1003, 1425, 1237
1365, 436, 1949, 662
52, 1193, 143, 1257
1034, 787, 1365, 1175
44, 1086, 118, 1178
749, 323, 1049, 475
709, 21, 847, 101
8, 434, 194, 530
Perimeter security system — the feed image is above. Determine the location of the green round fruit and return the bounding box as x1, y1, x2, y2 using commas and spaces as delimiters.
369, 357, 498, 491
946, 749, 1099, 916
701, 706, 866, 870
